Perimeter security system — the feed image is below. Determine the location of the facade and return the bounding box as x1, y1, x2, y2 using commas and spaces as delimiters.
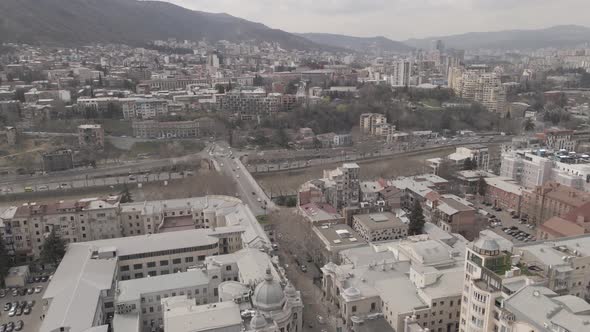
521, 181, 590, 225
121, 98, 169, 119
359, 113, 387, 136
322, 231, 468, 332
450, 66, 506, 113
448, 146, 490, 171
352, 212, 408, 242
542, 128, 576, 151
132, 118, 214, 138
391, 59, 411, 87
484, 176, 524, 214
42, 149, 74, 172
537, 202, 590, 240
78, 124, 105, 149
312, 224, 366, 265
1, 195, 267, 262
432, 195, 477, 237
299, 163, 361, 211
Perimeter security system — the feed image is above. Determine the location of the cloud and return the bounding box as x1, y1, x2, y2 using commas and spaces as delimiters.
166, 0, 590, 39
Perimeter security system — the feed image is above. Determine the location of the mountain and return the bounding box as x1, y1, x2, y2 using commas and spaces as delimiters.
405, 25, 590, 50
297, 33, 413, 53
0, 0, 326, 50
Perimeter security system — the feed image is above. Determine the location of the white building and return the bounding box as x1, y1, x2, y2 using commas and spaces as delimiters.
391, 60, 411, 87
121, 98, 169, 119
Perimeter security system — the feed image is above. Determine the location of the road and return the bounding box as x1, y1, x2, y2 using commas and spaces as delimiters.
209, 142, 275, 216
247, 135, 512, 173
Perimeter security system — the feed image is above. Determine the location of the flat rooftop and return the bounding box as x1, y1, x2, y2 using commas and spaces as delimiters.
353, 212, 405, 230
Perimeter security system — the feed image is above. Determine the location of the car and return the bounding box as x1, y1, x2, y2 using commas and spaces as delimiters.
26, 288, 34, 295
23, 307, 31, 315
59, 183, 69, 189
12, 289, 18, 296
19, 301, 26, 308
34, 286, 43, 293
0, 323, 5, 332
18, 288, 26, 296
0, 289, 5, 298
299, 264, 308, 273
257, 198, 262, 203
27, 300, 35, 308
33, 276, 41, 283
8, 309, 16, 317
15, 307, 22, 316
4, 323, 12, 332
317, 315, 326, 324
41, 275, 49, 282
38, 185, 49, 191
4, 303, 11, 311
14, 321, 23, 332
272, 243, 279, 251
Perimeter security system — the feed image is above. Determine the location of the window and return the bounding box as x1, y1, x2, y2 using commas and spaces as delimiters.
198, 255, 206, 261
352, 306, 357, 313
148, 271, 156, 277
134, 273, 143, 278
173, 258, 181, 264
214, 288, 218, 296
160, 260, 169, 266
226, 266, 232, 271
371, 302, 376, 311
120, 265, 130, 272
147, 262, 156, 268
133, 264, 143, 270
185, 257, 193, 263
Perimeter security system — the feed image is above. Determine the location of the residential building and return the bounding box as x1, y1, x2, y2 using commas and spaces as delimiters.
322, 229, 468, 332
539, 128, 576, 151
390, 59, 411, 87
522, 181, 590, 225
298, 202, 344, 225
78, 124, 105, 149
352, 212, 408, 242
121, 98, 168, 119
299, 163, 361, 211
431, 195, 477, 238
38, 197, 282, 332
42, 148, 74, 172
312, 224, 366, 265
360, 113, 387, 135
537, 201, 590, 240
132, 118, 214, 139
448, 146, 490, 171
484, 176, 524, 214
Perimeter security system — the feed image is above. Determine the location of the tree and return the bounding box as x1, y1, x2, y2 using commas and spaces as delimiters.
436, 158, 454, 179
272, 128, 289, 148
409, 200, 425, 235
215, 84, 226, 94
463, 157, 475, 171
477, 176, 487, 197
523, 117, 536, 132
120, 184, 133, 203
40, 229, 66, 266
0, 237, 12, 286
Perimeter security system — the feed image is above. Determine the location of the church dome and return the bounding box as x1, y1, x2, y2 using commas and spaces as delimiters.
250, 311, 268, 330
252, 268, 286, 311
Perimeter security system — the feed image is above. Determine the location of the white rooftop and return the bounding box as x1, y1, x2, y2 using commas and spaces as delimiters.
163, 297, 242, 332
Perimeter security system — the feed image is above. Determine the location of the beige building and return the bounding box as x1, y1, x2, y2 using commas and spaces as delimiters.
132, 118, 214, 139
121, 98, 169, 119
352, 212, 408, 242
360, 113, 387, 135
522, 182, 590, 225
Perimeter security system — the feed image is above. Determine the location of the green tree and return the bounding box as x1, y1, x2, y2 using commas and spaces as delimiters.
120, 184, 133, 203
523, 117, 536, 132
40, 229, 67, 266
409, 200, 425, 235
477, 176, 487, 197
0, 237, 12, 286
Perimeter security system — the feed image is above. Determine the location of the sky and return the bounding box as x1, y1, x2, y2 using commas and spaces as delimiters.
164, 0, 590, 40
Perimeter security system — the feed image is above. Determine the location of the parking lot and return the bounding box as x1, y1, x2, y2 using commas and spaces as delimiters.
476, 202, 537, 244
0, 277, 49, 332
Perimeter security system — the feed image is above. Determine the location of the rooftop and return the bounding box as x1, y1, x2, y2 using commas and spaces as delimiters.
353, 212, 406, 231
163, 297, 242, 332
314, 224, 366, 248
116, 269, 210, 303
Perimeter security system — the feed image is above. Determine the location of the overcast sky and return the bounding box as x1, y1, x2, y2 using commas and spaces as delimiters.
165, 0, 589, 40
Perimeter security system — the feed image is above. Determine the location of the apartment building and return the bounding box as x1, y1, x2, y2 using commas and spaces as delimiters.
537, 202, 590, 240
78, 124, 105, 149
360, 113, 387, 135
121, 98, 169, 119
450, 66, 506, 113
352, 212, 408, 242
390, 59, 412, 87
431, 195, 477, 237
322, 229, 468, 332
77, 97, 121, 113
131, 118, 214, 139
1, 195, 266, 262
448, 146, 490, 171
484, 176, 524, 214
541, 128, 576, 151
521, 181, 590, 225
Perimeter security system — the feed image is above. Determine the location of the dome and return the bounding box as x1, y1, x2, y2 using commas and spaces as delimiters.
252, 268, 286, 311
284, 281, 297, 298
473, 237, 500, 254
250, 311, 268, 330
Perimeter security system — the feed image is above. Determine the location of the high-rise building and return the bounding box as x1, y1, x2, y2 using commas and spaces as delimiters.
391, 59, 411, 87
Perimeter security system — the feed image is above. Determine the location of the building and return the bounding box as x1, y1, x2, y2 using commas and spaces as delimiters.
298, 202, 344, 225
0, 126, 18, 146
537, 201, 590, 240
38, 196, 286, 332
448, 146, 490, 171
42, 149, 74, 172
162, 297, 242, 332
121, 98, 169, 120
522, 182, 590, 225
540, 128, 576, 151
450, 66, 506, 113
431, 195, 477, 237
132, 118, 214, 139
312, 224, 366, 265
484, 176, 524, 214
299, 163, 361, 211
352, 212, 408, 242
390, 59, 411, 87
360, 113, 387, 136
322, 229, 468, 332
78, 124, 105, 149
1, 195, 268, 262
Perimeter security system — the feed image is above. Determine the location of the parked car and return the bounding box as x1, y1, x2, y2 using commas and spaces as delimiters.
34, 286, 43, 293
15, 307, 23, 316
0, 323, 5, 332
11, 289, 18, 296
27, 300, 35, 308
5, 322, 13, 332
0, 289, 5, 298
23, 307, 31, 315
299, 264, 308, 273
4, 302, 11, 311
26, 288, 33, 295
14, 321, 23, 332
33, 276, 41, 283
